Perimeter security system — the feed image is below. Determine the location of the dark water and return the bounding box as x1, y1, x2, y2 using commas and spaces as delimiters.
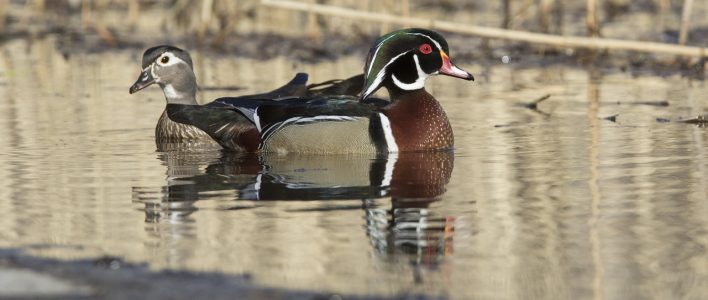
1, 37, 707, 299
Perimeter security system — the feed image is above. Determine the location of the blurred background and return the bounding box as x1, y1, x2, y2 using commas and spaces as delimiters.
1, 0, 705, 67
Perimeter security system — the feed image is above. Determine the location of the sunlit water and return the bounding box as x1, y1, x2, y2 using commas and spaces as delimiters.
1, 37, 707, 299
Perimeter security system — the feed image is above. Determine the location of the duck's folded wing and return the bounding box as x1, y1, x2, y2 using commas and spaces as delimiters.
254, 96, 376, 129
267, 72, 309, 97
165, 104, 260, 151
209, 73, 310, 108
306, 74, 365, 97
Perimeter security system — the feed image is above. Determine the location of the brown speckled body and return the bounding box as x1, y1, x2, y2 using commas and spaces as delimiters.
155, 110, 219, 146
383, 89, 454, 151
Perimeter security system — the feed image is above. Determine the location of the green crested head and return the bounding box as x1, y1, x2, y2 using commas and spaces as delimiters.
361, 28, 474, 99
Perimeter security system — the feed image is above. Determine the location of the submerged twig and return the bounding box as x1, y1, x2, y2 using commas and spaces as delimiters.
655, 115, 708, 125
679, 115, 708, 125
615, 100, 670, 107
523, 94, 551, 110
602, 114, 618, 123
517, 94, 552, 117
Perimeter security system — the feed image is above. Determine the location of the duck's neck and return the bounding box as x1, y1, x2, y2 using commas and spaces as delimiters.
160, 73, 198, 105
384, 75, 428, 102
386, 85, 421, 101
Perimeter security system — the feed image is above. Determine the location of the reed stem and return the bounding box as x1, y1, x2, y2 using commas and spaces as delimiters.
678, 0, 694, 45
260, 0, 707, 58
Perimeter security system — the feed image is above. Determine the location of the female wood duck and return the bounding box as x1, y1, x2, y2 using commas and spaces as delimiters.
128, 45, 363, 149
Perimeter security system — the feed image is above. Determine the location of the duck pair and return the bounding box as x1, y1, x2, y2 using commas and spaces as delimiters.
129, 28, 474, 154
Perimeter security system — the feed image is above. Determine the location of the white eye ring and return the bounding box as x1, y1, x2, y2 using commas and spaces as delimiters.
157, 52, 180, 66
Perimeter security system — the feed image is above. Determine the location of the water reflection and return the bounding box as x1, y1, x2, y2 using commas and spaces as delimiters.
133, 149, 458, 267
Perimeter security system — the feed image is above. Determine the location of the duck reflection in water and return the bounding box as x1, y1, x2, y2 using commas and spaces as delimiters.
133, 149, 457, 268
363, 152, 456, 271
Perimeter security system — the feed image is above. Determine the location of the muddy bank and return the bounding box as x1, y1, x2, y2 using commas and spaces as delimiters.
0, 248, 429, 300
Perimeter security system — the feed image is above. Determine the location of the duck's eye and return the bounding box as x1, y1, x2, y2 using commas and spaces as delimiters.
419, 43, 432, 54
160, 56, 169, 64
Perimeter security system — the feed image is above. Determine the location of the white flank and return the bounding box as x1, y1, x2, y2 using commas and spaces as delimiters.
379, 113, 398, 153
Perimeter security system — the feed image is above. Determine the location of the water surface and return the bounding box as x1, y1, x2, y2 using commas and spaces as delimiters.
1, 37, 707, 299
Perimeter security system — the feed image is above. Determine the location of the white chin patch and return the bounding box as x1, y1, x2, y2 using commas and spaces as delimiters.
391, 54, 428, 91
163, 84, 181, 99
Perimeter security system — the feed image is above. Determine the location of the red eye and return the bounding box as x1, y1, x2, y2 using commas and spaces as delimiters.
419, 43, 432, 54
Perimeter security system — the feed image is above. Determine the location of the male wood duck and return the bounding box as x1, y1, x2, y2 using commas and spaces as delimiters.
128, 45, 363, 149
217, 28, 473, 153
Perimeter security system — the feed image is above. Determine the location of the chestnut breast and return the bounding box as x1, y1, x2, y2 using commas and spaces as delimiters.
383, 90, 454, 151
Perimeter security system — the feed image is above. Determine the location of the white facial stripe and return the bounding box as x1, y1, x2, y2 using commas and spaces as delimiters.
390, 54, 428, 91
366, 32, 442, 77
367, 32, 442, 78
366, 33, 398, 78
363, 70, 385, 99
363, 50, 412, 98
407, 32, 442, 51
379, 113, 398, 153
